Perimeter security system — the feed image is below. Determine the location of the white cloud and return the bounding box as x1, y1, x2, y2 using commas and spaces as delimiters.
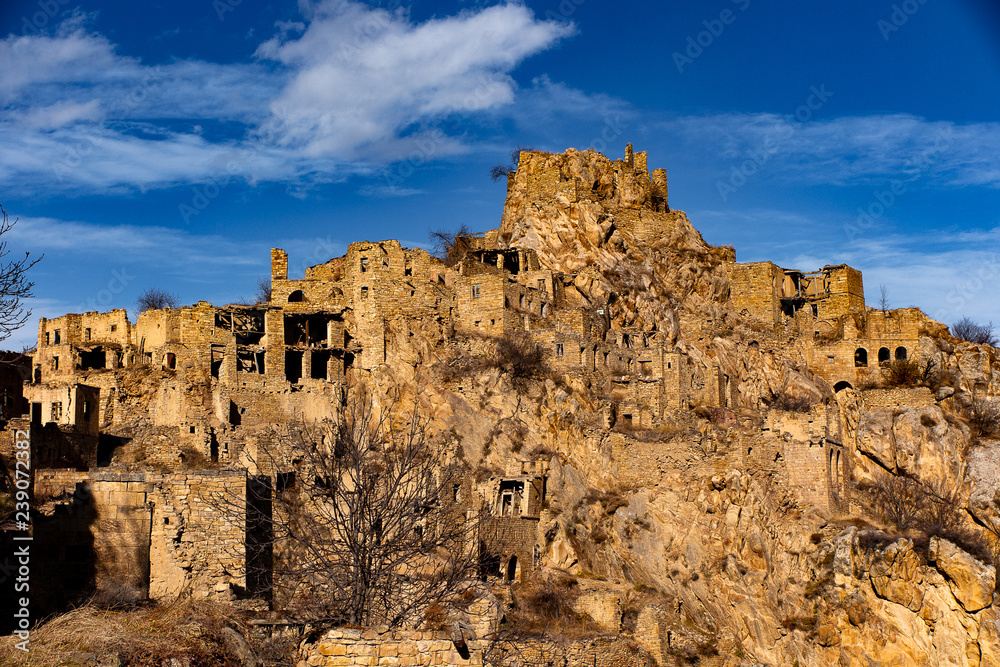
256, 1, 575, 159
0, 3, 574, 193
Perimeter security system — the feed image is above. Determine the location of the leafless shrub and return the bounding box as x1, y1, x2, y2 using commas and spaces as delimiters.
952, 316, 997, 346
864, 474, 933, 532
862, 473, 992, 562
883, 359, 922, 387
492, 333, 547, 385
918, 358, 954, 390
254, 276, 271, 304
781, 614, 818, 633
211, 386, 496, 629
438, 348, 488, 383
494, 575, 601, 642
856, 530, 897, 553
764, 391, 814, 413
581, 487, 632, 516
967, 398, 1000, 438
136, 287, 179, 313
489, 146, 534, 182
429, 224, 474, 267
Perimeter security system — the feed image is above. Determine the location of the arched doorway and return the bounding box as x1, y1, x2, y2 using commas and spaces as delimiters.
834, 381, 853, 392
854, 348, 868, 367
506, 555, 518, 582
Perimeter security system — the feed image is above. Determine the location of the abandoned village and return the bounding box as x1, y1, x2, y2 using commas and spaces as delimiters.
3, 145, 998, 667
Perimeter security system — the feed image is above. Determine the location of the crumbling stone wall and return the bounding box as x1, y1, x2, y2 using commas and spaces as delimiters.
766, 405, 849, 512
32, 469, 247, 601
727, 261, 783, 325
299, 628, 651, 667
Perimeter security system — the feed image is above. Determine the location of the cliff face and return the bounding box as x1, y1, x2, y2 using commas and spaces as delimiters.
441, 147, 997, 665
497, 147, 733, 346
15, 146, 999, 666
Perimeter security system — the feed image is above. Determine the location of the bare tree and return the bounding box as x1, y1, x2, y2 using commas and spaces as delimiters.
952, 316, 997, 346
254, 276, 271, 305
489, 146, 534, 182
879, 283, 890, 313
233, 387, 497, 627
429, 224, 474, 267
135, 287, 180, 313
0, 205, 42, 342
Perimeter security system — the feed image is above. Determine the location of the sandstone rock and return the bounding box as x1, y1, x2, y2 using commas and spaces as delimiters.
929, 537, 997, 612
866, 538, 925, 612
968, 442, 1000, 535
855, 409, 896, 475
891, 405, 967, 486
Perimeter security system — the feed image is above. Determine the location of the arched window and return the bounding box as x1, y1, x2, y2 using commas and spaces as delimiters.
854, 348, 868, 367
878, 347, 891, 366
834, 381, 853, 392
895, 346, 907, 360
288, 290, 306, 303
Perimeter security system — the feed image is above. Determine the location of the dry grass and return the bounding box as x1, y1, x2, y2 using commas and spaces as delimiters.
502, 577, 601, 639
0, 599, 253, 667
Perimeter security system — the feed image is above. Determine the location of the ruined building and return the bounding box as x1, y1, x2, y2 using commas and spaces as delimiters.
5, 144, 944, 608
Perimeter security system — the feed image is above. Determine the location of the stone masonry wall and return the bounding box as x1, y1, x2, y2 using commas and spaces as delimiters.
299, 628, 651, 667
727, 261, 782, 325
32, 468, 246, 600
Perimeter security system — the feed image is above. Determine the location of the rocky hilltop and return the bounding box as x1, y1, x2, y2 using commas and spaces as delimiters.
4, 145, 999, 666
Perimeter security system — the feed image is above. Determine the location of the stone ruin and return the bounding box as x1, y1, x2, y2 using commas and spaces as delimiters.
0, 144, 949, 613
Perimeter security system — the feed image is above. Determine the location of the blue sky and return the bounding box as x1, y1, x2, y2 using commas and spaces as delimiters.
1, 0, 999, 350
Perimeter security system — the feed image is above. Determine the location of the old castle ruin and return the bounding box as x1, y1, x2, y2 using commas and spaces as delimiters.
4, 144, 995, 666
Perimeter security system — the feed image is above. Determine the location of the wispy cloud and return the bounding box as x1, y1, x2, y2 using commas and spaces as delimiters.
665, 113, 1000, 189
0, 3, 575, 194
720, 209, 1000, 327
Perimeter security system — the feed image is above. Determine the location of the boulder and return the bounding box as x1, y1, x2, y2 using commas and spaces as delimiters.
929, 537, 996, 612
867, 538, 925, 612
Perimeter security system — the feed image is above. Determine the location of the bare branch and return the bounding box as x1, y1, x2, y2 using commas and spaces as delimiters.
210, 385, 503, 628
135, 287, 180, 313
0, 204, 42, 341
